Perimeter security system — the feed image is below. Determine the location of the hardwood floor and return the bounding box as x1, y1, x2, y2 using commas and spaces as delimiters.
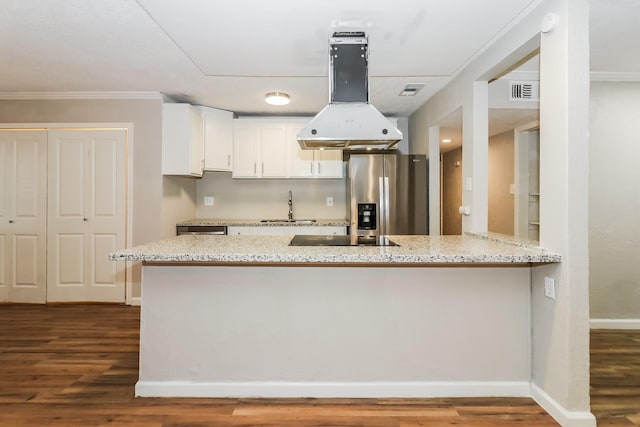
0, 304, 632, 426
591, 329, 640, 425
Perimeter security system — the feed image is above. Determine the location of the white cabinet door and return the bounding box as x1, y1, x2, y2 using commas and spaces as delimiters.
227, 226, 288, 235
162, 104, 204, 177
227, 226, 347, 235
0, 130, 47, 303
286, 121, 344, 179
232, 125, 260, 178
233, 120, 287, 178
315, 149, 344, 178
287, 122, 315, 178
200, 106, 234, 172
47, 129, 126, 303
260, 124, 287, 178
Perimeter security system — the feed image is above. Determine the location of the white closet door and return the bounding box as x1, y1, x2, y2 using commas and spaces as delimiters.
0, 130, 47, 303
47, 129, 126, 302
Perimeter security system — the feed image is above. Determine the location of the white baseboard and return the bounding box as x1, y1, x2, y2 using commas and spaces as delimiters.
129, 296, 141, 306
531, 383, 596, 427
135, 380, 531, 399
590, 318, 640, 329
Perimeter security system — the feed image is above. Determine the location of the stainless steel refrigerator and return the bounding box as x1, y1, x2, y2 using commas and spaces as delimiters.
348, 153, 429, 236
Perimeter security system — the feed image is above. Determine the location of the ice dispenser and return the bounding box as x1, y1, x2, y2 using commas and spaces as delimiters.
357, 203, 377, 230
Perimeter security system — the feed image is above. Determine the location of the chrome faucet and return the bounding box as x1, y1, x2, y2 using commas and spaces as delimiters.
288, 190, 294, 220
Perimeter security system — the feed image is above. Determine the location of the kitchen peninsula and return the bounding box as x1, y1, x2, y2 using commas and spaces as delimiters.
111, 234, 560, 398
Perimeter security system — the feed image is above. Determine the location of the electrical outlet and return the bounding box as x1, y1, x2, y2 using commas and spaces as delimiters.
544, 276, 556, 299
203, 196, 214, 206
326, 196, 334, 207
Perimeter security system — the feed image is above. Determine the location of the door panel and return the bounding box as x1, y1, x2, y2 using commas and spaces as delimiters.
56, 138, 86, 217
92, 234, 118, 285
0, 130, 47, 303
93, 138, 118, 217
14, 235, 38, 287
48, 129, 126, 302
57, 233, 85, 285
0, 235, 6, 290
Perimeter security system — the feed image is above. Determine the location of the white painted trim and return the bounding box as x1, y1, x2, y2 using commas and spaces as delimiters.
129, 296, 141, 307
590, 318, 640, 329
502, 72, 640, 83
136, 381, 531, 399
531, 383, 596, 427
0, 91, 163, 100
590, 72, 640, 82
504, 70, 540, 81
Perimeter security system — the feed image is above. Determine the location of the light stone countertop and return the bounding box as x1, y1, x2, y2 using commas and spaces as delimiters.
177, 218, 349, 227
109, 234, 561, 265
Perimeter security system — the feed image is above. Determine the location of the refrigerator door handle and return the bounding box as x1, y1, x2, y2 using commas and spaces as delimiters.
379, 177, 385, 234
384, 176, 390, 235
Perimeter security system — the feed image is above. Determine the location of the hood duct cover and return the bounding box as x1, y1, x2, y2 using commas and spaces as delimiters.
298, 31, 402, 150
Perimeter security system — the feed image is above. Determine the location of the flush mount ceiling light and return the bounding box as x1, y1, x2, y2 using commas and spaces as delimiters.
441, 138, 452, 143
265, 92, 290, 106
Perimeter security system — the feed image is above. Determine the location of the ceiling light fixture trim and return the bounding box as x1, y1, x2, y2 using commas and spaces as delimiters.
265, 91, 290, 105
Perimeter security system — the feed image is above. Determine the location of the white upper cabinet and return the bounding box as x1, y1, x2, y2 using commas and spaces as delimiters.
232, 117, 344, 179
287, 121, 343, 179
162, 104, 204, 177
232, 119, 287, 178
199, 106, 234, 172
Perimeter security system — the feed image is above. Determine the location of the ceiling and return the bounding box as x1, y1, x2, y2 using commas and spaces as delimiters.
0, 0, 637, 120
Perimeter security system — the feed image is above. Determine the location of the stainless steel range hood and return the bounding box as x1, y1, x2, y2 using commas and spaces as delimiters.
297, 31, 402, 150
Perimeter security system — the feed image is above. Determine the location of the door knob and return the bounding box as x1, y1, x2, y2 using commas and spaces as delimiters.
8, 220, 13, 223
83, 218, 88, 222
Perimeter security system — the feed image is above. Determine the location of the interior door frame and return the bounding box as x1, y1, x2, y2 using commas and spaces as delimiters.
0, 123, 134, 305
513, 119, 540, 240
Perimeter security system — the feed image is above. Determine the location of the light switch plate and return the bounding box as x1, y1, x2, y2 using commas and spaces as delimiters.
326, 197, 334, 207
465, 177, 473, 191
204, 196, 214, 206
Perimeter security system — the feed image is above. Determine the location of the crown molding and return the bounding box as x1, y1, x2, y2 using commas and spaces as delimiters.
590, 72, 640, 82
0, 91, 163, 100
504, 70, 540, 81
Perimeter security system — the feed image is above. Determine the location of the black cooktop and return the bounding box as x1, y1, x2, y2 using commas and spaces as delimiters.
289, 235, 399, 247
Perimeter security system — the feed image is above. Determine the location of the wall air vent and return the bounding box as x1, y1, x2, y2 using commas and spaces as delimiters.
509, 81, 540, 101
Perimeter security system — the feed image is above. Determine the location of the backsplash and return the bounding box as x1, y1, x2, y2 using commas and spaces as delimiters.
196, 172, 348, 219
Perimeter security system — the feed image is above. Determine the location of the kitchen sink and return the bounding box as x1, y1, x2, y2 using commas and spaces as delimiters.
260, 219, 317, 224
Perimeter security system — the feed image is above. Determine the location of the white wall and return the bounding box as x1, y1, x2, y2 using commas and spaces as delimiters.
139, 265, 531, 397
196, 172, 348, 220
589, 81, 640, 320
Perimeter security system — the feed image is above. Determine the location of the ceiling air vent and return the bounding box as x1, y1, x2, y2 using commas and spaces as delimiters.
399, 83, 425, 96
509, 81, 539, 101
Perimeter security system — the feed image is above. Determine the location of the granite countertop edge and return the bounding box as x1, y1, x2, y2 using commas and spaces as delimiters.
177, 218, 350, 227
110, 234, 561, 265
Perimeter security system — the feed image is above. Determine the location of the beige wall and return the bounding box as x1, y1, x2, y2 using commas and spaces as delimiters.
488, 130, 514, 235
162, 176, 197, 237
196, 172, 348, 220
408, 0, 593, 421
589, 82, 640, 320
441, 148, 462, 235
0, 98, 168, 299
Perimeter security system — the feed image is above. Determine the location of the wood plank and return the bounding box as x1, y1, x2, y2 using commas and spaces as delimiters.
0, 303, 594, 426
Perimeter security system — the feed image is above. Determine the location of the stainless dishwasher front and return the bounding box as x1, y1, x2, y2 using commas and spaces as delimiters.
176, 225, 227, 235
